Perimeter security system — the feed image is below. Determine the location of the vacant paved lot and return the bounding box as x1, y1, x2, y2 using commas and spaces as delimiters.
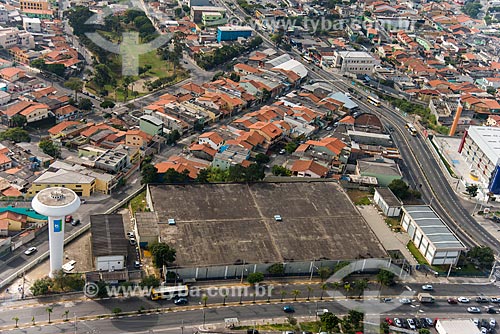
149, 182, 386, 266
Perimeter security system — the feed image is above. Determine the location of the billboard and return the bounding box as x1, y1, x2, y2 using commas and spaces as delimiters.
53, 219, 62, 233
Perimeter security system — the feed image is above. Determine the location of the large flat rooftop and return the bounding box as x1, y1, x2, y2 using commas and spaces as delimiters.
148, 182, 386, 267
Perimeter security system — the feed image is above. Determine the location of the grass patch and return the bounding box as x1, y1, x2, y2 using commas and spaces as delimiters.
385, 217, 402, 232
140, 50, 172, 78
300, 321, 322, 333
354, 196, 371, 205
429, 139, 457, 178
407, 241, 428, 265
347, 189, 372, 205
234, 323, 297, 331
129, 191, 147, 213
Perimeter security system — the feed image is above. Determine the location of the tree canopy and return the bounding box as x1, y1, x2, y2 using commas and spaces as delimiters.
149, 242, 176, 268
0, 128, 31, 143
39, 139, 61, 158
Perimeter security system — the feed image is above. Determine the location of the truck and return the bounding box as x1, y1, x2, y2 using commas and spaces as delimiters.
418, 293, 435, 303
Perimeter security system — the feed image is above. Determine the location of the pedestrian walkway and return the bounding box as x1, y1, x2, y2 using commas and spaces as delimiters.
357, 205, 417, 266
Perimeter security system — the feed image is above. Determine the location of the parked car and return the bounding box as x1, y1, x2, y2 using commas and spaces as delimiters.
134, 261, 141, 269
24, 247, 37, 255
447, 298, 458, 304
129, 238, 137, 246
381, 298, 392, 303
476, 296, 489, 303
490, 318, 496, 328
65, 215, 73, 223
490, 297, 500, 303
385, 318, 393, 325
458, 297, 470, 303
71, 219, 80, 226
394, 318, 402, 327
487, 307, 497, 314
407, 319, 416, 330
283, 305, 295, 313
467, 307, 481, 313
127, 232, 135, 238
424, 318, 434, 327
421, 284, 433, 291
173, 297, 188, 305
279, 149, 286, 154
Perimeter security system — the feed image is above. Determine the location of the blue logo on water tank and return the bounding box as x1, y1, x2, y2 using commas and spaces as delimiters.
53, 219, 62, 233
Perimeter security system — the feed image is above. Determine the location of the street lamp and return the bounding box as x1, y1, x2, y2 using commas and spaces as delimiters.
309, 263, 319, 281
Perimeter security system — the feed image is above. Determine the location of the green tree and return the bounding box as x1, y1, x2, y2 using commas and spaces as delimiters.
39, 139, 61, 158
0, 128, 30, 142
487, 87, 497, 95
202, 294, 208, 307
140, 275, 160, 288
162, 168, 191, 183
462, 0, 482, 18
272, 165, 291, 176
30, 277, 53, 296
467, 246, 494, 269
167, 129, 181, 145
149, 242, 176, 268
319, 283, 328, 300
247, 272, 264, 285
222, 290, 227, 305
419, 329, 430, 334
100, 100, 115, 109
291, 289, 300, 301
285, 142, 298, 153
354, 279, 368, 298
46, 307, 53, 323
64, 77, 84, 101
466, 184, 478, 198
318, 267, 332, 282
388, 179, 410, 200
261, 88, 271, 102
141, 163, 158, 184
254, 153, 270, 164
320, 312, 340, 332
195, 169, 210, 183
10, 114, 26, 128
377, 269, 395, 286
267, 263, 285, 275
78, 98, 93, 111
12, 317, 19, 328
280, 290, 287, 302
306, 285, 313, 301
112, 307, 122, 316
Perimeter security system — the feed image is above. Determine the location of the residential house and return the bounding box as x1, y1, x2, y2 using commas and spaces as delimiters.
198, 131, 224, 150
0, 67, 25, 82
125, 130, 153, 149
155, 155, 208, 179
0, 211, 26, 236
54, 105, 78, 122
290, 159, 328, 178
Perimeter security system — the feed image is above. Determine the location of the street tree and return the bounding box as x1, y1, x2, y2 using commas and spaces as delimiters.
30, 277, 53, 296
141, 163, 158, 184
467, 246, 494, 269
254, 153, 270, 164
319, 283, 328, 300
306, 286, 313, 301
12, 317, 19, 328
140, 275, 160, 288
39, 139, 61, 158
46, 307, 53, 324
10, 114, 26, 128
320, 312, 340, 333
63, 310, 70, 321
247, 272, 264, 285
377, 269, 395, 286
466, 184, 479, 198
202, 294, 208, 307
291, 289, 300, 301
267, 263, 285, 275
64, 77, 84, 102
0, 128, 30, 142
354, 279, 368, 298
318, 267, 332, 282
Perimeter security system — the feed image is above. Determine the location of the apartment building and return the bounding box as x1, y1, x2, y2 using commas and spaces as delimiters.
0, 27, 34, 49
333, 51, 376, 75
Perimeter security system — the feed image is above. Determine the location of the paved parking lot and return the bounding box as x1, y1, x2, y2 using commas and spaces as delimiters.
149, 182, 386, 266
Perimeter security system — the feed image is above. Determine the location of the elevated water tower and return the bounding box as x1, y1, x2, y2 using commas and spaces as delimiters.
31, 187, 80, 277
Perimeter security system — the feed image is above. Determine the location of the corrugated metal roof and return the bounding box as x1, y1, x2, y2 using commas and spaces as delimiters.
90, 214, 128, 257
403, 205, 465, 250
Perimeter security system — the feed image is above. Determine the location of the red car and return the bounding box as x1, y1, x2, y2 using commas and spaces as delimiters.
65, 215, 73, 223
447, 298, 458, 304
385, 318, 394, 325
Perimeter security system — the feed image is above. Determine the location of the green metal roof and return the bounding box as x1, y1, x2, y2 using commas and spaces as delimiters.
0, 206, 48, 220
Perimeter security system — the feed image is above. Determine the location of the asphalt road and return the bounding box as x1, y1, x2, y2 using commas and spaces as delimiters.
0, 170, 143, 290
5, 295, 500, 334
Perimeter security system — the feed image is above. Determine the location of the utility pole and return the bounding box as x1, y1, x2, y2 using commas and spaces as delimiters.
21, 271, 25, 299
74, 313, 77, 334
181, 319, 184, 334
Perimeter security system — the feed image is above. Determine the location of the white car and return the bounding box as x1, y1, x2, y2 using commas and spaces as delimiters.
467, 307, 481, 313
421, 284, 433, 291
399, 298, 411, 304
490, 318, 496, 328
458, 297, 470, 303
481, 327, 487, 334
316, 308, 329, 316
473, 318, 480, 326
24, 247, 37, 255
394, 318, 402, 327
407, 318, 416, 330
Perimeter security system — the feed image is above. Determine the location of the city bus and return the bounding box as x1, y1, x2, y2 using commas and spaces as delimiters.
150, 285, 189, 301
405, 122, 417, 136
367, 95, 381, 107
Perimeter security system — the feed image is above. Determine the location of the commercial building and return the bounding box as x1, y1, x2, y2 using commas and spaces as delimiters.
202, 12, 227, 27
139, 115, 163, 136
373, 188, 402, 217
401, 205, 466, 265
356, 156, 402, 187
94, 149, 130, 174
217, 26, 253, 42
90, 214, 128, 272
459, 126, 500, 200
332, 51, 376, 75
28, 169, 95, 197
134, 212, 159, 248
435, 319, 481, 334
190, 6, 226, 23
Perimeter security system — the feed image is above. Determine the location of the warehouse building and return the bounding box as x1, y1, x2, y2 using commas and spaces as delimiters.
459, 125, 500, 200
373, 188, 402, 217
190, 6, 226, 23
217, 26, 253, 42
401, 206, 465, 265
90, 214, 128, 272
